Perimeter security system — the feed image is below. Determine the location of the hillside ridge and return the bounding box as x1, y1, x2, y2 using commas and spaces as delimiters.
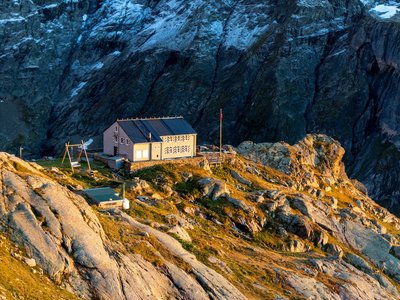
0, 134, 400, 299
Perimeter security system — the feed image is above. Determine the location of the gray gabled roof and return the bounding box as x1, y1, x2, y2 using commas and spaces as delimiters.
117, 116, 196, 144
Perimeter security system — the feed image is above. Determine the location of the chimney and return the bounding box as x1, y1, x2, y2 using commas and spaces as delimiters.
148, 132, 152, 141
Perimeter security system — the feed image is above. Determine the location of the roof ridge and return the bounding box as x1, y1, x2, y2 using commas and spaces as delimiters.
117, 116, 183, 122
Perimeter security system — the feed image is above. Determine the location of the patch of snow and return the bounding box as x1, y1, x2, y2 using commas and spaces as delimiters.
360, 0, 375, 5
139, 0, 200, 51
297, 0, 331, 8
109, 51, 122, 57
42, 3, 58, 9
89, 1, 149, 39
210, 21, 223, 36
0, 16, 26, 24
369, 2, 400, 19
330, 48, 347, 57
71, 82, 87, 98
92, 62, 104, 70
224, 3, 270, 50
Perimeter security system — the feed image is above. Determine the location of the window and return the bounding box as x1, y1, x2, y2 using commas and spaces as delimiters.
120, 137, 124, 144
114, 136, 118, 143
136, 150, 142, 159
143, 149, 149, 158
115, 126, 118, 132
126, 139, 129, 145
181, 146, 184, 152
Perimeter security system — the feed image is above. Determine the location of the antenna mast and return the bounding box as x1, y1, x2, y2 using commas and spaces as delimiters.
219, 108, 223, 159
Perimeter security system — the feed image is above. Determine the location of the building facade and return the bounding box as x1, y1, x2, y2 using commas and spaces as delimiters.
103, 117, 197, 162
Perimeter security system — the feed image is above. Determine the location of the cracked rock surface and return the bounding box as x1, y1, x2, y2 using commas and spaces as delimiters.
0, 152, 243, 299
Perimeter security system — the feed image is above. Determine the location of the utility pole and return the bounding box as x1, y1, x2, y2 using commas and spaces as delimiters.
119, 182, 126, 199
19, 146, 23, 159
219, 108, 223, 160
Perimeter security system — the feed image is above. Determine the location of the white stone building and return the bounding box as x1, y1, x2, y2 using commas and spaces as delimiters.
103, 116, 197, 162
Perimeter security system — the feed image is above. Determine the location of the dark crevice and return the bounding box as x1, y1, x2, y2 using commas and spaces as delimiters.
232, 2, 299, 140
137, 57, 170, 116
193, 0, 241, 127
346, 41, 374, 156
304, 31, 344, 134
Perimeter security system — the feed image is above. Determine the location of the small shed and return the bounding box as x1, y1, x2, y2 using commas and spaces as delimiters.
104, 156, 125, 169
83, 187, 125, 209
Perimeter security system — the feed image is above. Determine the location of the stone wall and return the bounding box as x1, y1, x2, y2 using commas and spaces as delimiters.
125, 157, 206, 172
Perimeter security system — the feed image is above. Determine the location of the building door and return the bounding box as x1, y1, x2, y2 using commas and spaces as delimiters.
151, 143, 161, 160
113, 146, 118, 156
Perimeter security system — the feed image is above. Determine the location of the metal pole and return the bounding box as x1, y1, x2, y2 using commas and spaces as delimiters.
19, 146, 23, 159
82, 140, 92, 172
219, 108, 222, 160
120, 182, 126, 199
65, 144, 74, 172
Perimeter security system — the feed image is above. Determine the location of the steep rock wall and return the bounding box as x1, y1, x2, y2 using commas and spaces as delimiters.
2, 0, 400, 213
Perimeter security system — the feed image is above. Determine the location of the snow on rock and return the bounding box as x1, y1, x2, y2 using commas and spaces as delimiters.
297, 0, 331, 8
367, 1, 400, 19
70, 82, 86, 98
223, 3, 271, 50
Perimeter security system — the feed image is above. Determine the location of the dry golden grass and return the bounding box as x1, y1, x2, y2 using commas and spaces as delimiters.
0, 233, 78, 300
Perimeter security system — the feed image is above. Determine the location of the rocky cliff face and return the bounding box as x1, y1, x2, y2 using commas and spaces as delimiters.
1, 134, 400, 299
1, 1, 400, 213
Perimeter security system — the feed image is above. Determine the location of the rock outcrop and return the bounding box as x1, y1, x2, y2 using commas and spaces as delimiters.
0, 152, 244, 299
1, 132, 400, 298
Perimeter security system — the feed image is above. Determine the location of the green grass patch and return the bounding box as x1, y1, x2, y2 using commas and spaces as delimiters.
253, 231, 284, 251
130, 164, 180, 183
174, 178, 202, 198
